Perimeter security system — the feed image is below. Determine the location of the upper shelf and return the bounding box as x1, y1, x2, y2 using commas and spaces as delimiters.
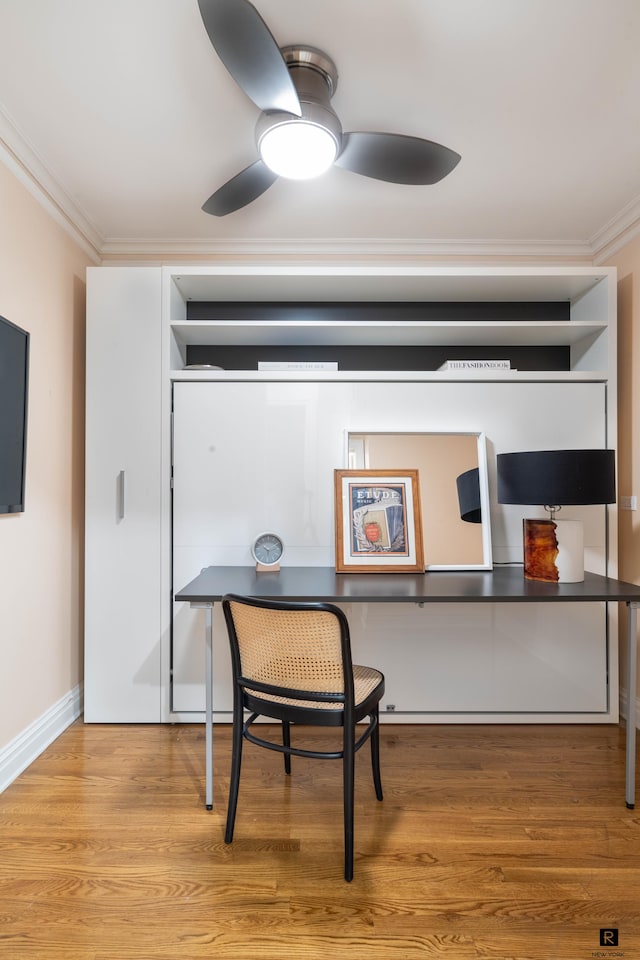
168, 265, 614, 306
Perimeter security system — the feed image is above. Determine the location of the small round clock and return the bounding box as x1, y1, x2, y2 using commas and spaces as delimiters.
251, 532, 284, 569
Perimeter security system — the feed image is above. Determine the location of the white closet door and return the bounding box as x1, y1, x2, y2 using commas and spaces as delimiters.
85, 267, 162, 721
171, 380, 608, 717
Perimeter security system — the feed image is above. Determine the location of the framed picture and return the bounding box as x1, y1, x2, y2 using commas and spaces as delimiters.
334, 469, 424, 573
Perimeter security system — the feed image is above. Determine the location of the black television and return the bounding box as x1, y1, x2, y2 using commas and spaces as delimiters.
0, 315, 29, 514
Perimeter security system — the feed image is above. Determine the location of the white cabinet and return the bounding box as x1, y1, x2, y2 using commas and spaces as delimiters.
84, 267, 162, 721
84, 263, 618, 724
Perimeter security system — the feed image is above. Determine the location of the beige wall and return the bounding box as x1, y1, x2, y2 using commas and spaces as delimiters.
604, 235, 640, 699
0, 161, 91, 750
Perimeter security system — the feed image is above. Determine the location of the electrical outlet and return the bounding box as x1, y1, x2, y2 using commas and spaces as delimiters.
621, 495, 637, 511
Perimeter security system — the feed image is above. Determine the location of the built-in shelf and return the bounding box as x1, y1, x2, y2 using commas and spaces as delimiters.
169, 320, 608, 376
166, 265, 614, 378
169, 368, 607, 382
170, 319, 606, 348
169, 265, 609, 305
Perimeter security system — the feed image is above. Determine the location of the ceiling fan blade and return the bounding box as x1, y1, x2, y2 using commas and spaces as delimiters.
336, 132, 461, 185
197, 0, 301, 116
202, 160, 278, 216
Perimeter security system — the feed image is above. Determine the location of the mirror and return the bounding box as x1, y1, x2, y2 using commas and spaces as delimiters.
347, 432, 492, 570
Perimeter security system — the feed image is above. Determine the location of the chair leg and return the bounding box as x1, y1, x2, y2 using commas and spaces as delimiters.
343, 725, 355, 882
282, 720, 291, 775
225, 695, 244, 843
370, 707, 383, 801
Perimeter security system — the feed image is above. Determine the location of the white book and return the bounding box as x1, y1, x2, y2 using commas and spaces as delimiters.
439, 359, 512, 371
258, 361, 338, 371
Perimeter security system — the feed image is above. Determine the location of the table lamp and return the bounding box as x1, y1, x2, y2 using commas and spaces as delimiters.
496, 449, 615, 582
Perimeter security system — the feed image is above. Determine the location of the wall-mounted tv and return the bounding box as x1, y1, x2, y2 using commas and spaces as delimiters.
0, 315, 29, 514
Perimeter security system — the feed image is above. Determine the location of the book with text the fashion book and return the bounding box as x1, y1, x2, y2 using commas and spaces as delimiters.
438, 359, 512, 371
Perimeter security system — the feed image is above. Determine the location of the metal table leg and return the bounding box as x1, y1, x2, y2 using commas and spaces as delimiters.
627, 601, 638, 809
191, 602, 214, 810
205, 604, 214, 809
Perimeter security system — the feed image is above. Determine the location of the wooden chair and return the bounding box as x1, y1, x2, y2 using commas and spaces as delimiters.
221, 593, 385, 881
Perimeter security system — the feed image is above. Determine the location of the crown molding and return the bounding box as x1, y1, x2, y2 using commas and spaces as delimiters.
591, 193, 640, 264
98, 236, 594, 263
0, 105, 102, 264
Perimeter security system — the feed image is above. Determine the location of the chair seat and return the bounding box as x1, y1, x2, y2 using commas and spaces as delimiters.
246, 664, 383, 711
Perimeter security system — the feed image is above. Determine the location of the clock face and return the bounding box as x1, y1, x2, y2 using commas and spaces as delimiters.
252, 533, 284, 567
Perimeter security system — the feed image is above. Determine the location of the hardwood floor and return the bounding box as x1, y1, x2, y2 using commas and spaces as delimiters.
0, 721, 639, 959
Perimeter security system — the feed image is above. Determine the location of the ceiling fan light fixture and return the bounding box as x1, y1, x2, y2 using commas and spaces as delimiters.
259, 120, 337, 179
256, 101, 342, 180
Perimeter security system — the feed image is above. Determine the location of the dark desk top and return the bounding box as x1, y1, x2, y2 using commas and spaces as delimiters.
175, 565, 640, 605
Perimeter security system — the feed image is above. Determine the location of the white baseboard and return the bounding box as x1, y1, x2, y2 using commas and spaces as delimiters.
0, 684, 83, 793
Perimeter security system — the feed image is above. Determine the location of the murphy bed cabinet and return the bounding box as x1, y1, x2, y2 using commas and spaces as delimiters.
84, 265, 617, 723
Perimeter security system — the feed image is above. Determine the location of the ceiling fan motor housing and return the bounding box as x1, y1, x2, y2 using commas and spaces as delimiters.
281, 45, 339, 98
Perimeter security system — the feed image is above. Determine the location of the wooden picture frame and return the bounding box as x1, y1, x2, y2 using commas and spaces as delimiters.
334, 469, 424, 573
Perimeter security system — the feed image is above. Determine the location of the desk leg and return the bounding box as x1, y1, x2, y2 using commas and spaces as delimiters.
627, 602, 638, 809
204, 603, 214, 810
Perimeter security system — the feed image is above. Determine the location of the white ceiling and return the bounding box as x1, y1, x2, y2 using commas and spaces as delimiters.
1, 0, 639, 260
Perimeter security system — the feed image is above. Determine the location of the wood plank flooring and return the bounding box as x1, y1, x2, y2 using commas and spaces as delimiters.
1, 721, 639, 959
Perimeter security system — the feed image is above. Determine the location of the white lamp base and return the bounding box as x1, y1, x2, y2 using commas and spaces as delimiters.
523, 518, 584, 583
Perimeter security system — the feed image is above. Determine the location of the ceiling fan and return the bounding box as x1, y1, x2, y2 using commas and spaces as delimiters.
197, 0, 461, 216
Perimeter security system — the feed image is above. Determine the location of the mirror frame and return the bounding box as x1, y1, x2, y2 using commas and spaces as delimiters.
345, 430, 493, 571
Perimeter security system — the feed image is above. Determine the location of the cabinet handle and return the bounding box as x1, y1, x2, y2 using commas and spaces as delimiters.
118, 470, 125, 520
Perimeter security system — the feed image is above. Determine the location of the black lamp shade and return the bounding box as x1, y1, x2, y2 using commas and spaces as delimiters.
456, 467, 482, 523
497, 449, 616, 506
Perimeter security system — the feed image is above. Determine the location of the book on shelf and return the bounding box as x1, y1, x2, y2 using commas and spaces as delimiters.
438, 359, 512, 371
258, 361, 338, 371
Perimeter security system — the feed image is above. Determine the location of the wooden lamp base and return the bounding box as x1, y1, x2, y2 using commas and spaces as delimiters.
523, 518, 584, 583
